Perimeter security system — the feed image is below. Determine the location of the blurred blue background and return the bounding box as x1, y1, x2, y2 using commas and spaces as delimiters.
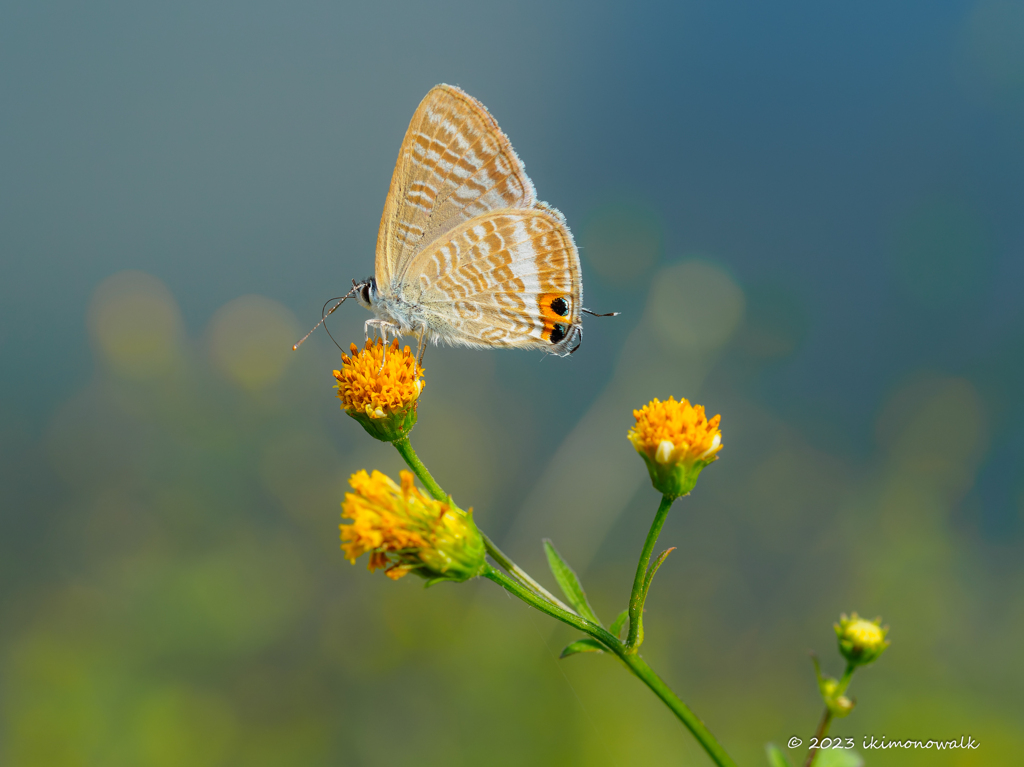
2, 1, 1022, 764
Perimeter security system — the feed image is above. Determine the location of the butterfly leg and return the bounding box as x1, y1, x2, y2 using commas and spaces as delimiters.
414, 324, 429, 373
364, 318, 399, 345
364, 319, 400, 371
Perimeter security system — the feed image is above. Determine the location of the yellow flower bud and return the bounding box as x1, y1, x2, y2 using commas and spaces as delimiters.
333, 339, 423, 442
627, 396, 723, 498
341, 469, 485, 583
835, 612, 890, 666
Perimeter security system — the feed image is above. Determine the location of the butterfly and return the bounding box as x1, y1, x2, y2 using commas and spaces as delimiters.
297, 84, 613, 362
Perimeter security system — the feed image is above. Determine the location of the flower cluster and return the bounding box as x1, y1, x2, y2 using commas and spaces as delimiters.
628, 396, 723, 498
333, 339, 423, 442
341, 469, 486, 583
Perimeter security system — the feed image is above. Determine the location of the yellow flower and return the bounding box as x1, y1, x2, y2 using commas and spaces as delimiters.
835, 613, 890, 666
333, 339, 423, 442
628, 396, 723, 498
341, 469, 486, 583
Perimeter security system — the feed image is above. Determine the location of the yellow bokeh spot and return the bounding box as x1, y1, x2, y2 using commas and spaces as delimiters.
648, 260, 745, 352
208, 295, 299, 391
88, 271, 183, 379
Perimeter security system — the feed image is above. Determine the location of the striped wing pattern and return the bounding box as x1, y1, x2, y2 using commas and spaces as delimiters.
375, 84, 537, 289
399, 207, 582, 352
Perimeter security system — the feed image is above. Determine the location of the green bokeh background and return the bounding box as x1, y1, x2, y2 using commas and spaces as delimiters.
3, 1, 1023, 765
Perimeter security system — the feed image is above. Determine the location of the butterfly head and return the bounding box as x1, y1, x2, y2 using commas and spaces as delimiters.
355, 277, 377, 309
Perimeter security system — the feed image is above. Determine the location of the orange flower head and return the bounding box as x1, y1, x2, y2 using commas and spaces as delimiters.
333, 339, 423, 441
341, 469, 485, 583
628, 396, 723, 498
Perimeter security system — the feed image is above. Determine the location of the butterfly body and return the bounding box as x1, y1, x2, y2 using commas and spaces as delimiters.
360, 84, 584, 357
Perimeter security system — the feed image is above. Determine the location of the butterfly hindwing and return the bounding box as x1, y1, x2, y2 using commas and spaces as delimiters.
397, 207, 583, 355
375, 84, 537, 291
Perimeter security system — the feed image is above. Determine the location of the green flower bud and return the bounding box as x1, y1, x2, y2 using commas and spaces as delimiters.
835, 612, 890, 667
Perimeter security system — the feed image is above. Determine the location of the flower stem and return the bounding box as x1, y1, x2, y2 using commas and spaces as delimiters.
481, 532, 575, 613
484, 565, 612, 640
392, 436, 573, 612
627, 495, 674, 649
619, 654, 738, 767
392, 436, 446, 501
485, 564, 737, 767
391, 437, 734, 766
803, 709, 833, 767
804, 664, 855, 767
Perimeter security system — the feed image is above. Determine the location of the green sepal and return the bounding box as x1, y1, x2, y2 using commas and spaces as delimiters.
609, 610, 629, 639
346, 402, 418, 443
636, 451, 710, 499
764, 743, 793, 767
559, 638, 605, 659
542, 539, 601, 625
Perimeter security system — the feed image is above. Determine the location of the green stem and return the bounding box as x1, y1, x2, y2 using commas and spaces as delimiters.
392, 436, 446, 501
805, 664, 855, 767
390, 438, 734, 766
485, 564, 737, 767
392, 436, 573, 612
620, 654, 738, 767
627, 495, 674, 649
836, 663, 855, 696
804, 709, 832, 767
485, 565, 612, 640
481, 532, 575, 613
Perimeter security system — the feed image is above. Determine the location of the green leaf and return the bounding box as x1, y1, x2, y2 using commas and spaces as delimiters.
609, 610, 629, 639
559, 638, 605, 659
641, 547, 676, 600
764, 743, 793, 767
814, 749, 862, 767
542, 539, 601, 625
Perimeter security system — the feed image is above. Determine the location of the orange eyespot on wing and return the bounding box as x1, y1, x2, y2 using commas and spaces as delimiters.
539, 293, 571, 319
542, 321, 569, 344
537, 293, 573, 343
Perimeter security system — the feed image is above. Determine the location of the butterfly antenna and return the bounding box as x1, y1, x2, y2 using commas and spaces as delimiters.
583, 308, 620, 317
320, 296, 347, 352
292, 284, 360, 351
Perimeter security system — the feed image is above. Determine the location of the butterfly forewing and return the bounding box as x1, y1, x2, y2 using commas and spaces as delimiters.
376, 84, 537, 290
398, 208, 582, 354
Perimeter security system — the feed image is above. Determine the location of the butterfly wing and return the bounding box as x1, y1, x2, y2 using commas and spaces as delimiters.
396, 206, 583, 355
375, 84, 537, 291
